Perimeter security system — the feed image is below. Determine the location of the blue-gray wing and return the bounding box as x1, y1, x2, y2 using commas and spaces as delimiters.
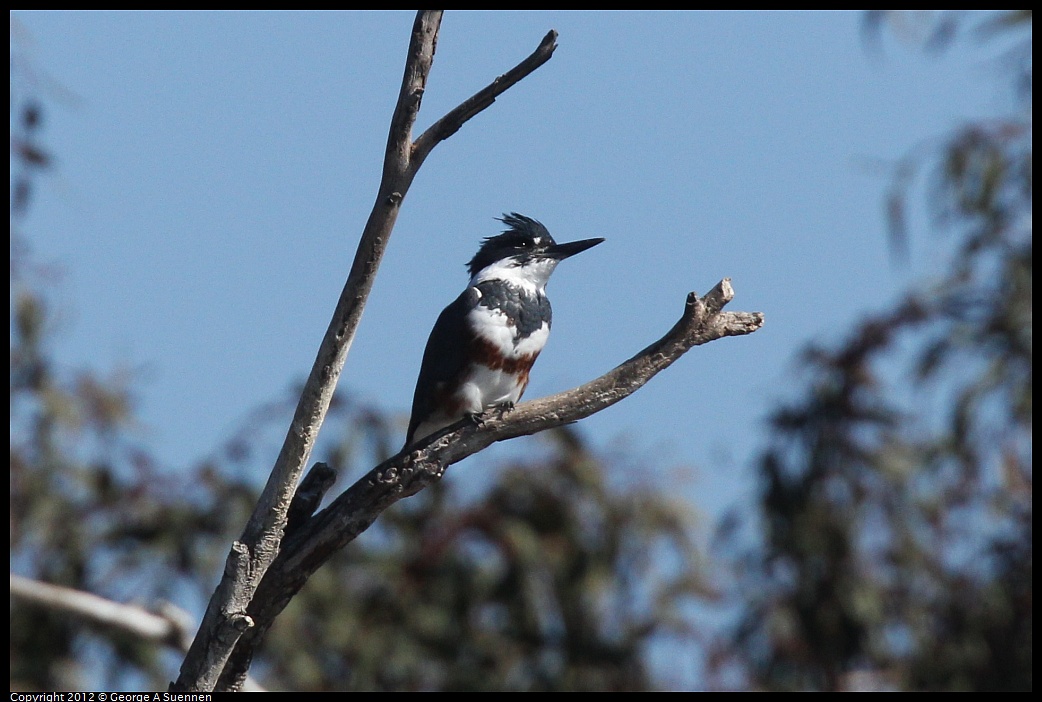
405, 287, 479, 446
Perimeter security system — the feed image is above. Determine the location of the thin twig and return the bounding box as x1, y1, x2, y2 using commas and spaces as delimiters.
412, 29, 558, 167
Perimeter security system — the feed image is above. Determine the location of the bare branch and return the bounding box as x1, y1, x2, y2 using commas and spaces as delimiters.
411, 29, 558, 168
285, 462, 338, 536
214, 280, 764, 690
11, 573, 193, 650
296, 280, 760, 565
11, 574, 268, 691
173, 11, 560, 692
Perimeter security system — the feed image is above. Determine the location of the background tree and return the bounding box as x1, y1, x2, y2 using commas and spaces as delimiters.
257, 426, 706, 691
11, 83, 260, 689
716, 10, 1031, 691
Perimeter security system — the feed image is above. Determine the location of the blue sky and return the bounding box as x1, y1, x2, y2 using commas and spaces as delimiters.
12, 11, 1003, 538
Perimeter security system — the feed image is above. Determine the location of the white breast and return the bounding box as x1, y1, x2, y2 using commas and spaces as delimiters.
467, 304, 550, 358
455, 302, 550, 415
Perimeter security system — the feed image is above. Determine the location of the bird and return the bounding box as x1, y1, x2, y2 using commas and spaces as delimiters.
404, 213, 604, 448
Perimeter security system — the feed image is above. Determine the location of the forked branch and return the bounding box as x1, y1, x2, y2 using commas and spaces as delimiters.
172, 11, 559, 692
176, 10, 764, 693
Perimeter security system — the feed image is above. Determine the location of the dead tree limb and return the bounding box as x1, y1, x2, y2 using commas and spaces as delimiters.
172, 11, 558, 692
10, 574, 268, 691
215, 279, 764, 691
11, 573, 195, 652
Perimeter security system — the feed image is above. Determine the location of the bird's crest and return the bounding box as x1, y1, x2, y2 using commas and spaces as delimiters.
467, 213, 555, 278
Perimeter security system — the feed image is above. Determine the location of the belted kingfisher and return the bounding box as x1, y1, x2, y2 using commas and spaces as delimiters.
405, 213, 604, 448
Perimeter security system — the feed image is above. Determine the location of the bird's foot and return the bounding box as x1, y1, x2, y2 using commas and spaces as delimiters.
488, 401, 515, 421
467, 401, 515, 428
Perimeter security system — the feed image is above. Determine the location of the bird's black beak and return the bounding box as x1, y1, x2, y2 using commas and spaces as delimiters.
547, 237, 605, 260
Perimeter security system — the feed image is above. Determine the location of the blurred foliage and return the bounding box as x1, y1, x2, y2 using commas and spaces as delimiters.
259, 428, 706, 691
9, 42, 704, 691
11, 86, 261, 690
716, 10, 1031, 692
